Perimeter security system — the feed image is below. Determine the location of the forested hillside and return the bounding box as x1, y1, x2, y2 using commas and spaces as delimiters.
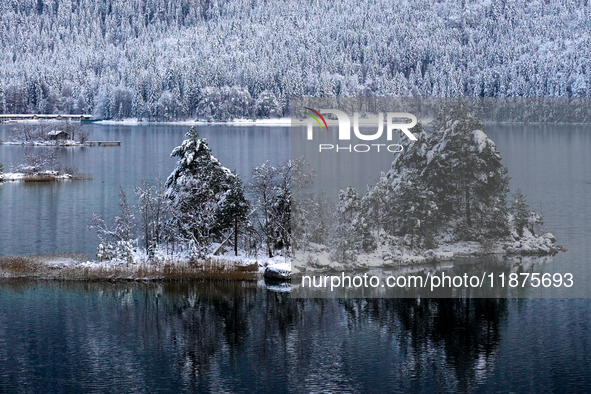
0, 0, 589, 120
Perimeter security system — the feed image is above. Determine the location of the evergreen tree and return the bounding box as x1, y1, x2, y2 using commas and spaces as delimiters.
438, 106, 503, 232
383, 103, 510, 242
394, 169, 438, 250
528, 210, 543, 236
165, 127, 238, 258
331, 186, 363, 263
510, 189, 529, 237
217, 174, 250, 256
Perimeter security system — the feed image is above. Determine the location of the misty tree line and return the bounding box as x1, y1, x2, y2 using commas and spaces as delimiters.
92, 127, 291, 262
293, 103, 544, 262
1, 0, 591, 121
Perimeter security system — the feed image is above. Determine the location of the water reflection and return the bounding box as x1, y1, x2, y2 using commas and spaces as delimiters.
0, 281, 508, 393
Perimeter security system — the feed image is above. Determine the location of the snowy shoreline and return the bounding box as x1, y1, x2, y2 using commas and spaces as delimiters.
0, 140, 85, 147
93, 118, 293, 127
294, 233, 565, 274
6, 117, 591, 129
0, 233, 564, 282
0, 117, 293, 127
0, 253, 291, 282
0, 171, 77, 182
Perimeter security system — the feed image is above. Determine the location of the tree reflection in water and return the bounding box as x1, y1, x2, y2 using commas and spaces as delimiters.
0, 281, 507, 393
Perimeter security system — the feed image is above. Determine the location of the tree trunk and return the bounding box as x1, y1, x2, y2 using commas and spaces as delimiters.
465, 187, 472, 227
234, 216, 238, 256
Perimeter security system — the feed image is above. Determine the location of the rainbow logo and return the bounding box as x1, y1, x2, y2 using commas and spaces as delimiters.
304, 107, 328, 130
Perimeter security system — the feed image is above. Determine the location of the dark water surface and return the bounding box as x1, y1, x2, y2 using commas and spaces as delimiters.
1, 282, 591, 393
1, 124, 591, 392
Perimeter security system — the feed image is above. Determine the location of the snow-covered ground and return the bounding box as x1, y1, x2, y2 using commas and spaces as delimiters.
0, 140, 84, 146
0, 246, 292, 284
94, 117, 292, 127
293, 232, 564, 273
0, 171, 73, 182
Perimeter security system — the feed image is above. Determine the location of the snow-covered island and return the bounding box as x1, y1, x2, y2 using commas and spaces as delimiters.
0, 149, 84, 183
291, 103, 566, 275
293, 232, 564, 275
1, 126, 292, 282
0, 171, 75, 182
1, 120, 90, 145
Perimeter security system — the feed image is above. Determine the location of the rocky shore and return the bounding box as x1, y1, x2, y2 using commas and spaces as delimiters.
293, 233, 564, 274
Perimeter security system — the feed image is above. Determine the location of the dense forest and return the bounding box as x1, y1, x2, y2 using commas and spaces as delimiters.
0, 0, 590, 120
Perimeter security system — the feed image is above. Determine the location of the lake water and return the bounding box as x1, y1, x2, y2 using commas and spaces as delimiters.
1, 123, 591, 391
1, 281, 591, 392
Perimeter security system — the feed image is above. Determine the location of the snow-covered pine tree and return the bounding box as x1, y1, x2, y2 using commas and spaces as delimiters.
255, 90, 281, 119
393, 169, 438, 250
510, 189, 529, 237
383, 103, 510, 242
353, 213, 377, 254
528, 210, 543, 236
331, 186, 362, 263
165, 127, 238, 258
363, 173, 391, 237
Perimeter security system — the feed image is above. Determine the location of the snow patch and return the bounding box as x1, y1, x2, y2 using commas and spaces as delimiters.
96, 117, 292, 127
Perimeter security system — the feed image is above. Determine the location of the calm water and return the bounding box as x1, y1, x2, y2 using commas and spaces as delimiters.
0, 282, 591, 393
1, 123, 591, 391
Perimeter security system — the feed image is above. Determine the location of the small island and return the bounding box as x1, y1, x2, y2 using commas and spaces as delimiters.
0, 119, 120, 147
292, 103, 565, 275
0, 120, 89, 145
0, 148, 86, 183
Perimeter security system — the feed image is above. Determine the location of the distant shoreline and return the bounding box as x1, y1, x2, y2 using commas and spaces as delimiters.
5, 117, 591, 128
0, 117, 293, 127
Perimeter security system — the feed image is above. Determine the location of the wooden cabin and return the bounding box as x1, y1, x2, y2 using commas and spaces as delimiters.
47, 130, 69, 141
